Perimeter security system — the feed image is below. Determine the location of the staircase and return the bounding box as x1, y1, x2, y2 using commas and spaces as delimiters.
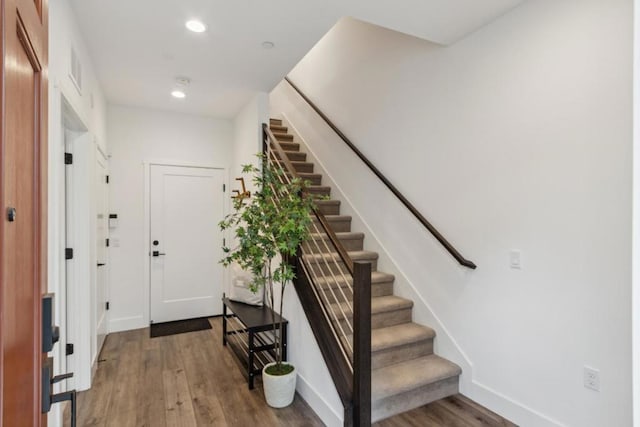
269, 118, 462, 423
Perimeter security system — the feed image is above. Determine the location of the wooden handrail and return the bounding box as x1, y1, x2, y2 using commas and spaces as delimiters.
284, 77, 477, 270
263, 123, 355, 274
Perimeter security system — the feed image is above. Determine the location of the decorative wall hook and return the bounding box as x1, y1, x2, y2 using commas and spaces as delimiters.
232, 177, 251, 200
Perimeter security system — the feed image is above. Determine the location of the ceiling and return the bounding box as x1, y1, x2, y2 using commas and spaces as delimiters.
70, 0, 524, 119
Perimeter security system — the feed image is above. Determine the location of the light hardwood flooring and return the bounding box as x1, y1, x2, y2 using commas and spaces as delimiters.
65, 318, 515, 427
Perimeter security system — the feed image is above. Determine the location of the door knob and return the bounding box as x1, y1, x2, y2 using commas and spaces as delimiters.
152, 251, 166, 257
97, 263, 106, 267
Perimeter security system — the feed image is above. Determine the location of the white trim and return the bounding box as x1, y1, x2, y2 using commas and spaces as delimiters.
470, 381, 565, 427
296, 373, 342, 427
633, 1, 640, 425
108, 315, 146, 333
142, 160, 229, 327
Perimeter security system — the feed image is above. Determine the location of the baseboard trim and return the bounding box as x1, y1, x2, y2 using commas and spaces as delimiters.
108, 315, 146, 333
468, 381, 566, 427
296, 373, 343, 427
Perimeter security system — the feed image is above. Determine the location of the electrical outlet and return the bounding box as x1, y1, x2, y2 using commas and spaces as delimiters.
584, 366, 600, 391
509, 250, 522, 269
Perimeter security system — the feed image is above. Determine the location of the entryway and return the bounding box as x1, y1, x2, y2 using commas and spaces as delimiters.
149, 164, 225, 324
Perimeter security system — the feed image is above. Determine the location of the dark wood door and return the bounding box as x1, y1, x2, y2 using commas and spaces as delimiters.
0, 0, 48, 425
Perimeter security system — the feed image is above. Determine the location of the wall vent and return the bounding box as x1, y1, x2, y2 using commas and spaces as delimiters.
70, 46, 82, 94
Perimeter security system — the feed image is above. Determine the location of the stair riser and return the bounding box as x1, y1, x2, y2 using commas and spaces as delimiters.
313, 217, 351, 232
317, 281, 394, 304
269, 125, 288, 133
271, 141, 299, 151
372, 340, 434, 370
304, 258, 377, 275
292, 162, 314, 174
372, 307, 411, 329
269, 119, 282, 126
295, 174, 322, 185
273, 151, 307, 162
305, 235, 363, 252
273, 133, 294, 141
336, 307, 411, 333
372, 376, 459, 423
315, 202, 340, 215
306, 187, 331, 197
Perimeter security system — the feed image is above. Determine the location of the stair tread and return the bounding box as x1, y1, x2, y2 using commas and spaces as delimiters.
329, 295, 412, 320
314, 199, 340, 205
303, 250, 378, 262
318, 214, 351, 220
313, 271, 395, 286
371, 323, 435, 352
371, 295, 413, 313
345, 323, 435, 353
309, 231, 364, 240
289, 160, 313, 166
372, 355, 461, 401
349, 250, 379, 261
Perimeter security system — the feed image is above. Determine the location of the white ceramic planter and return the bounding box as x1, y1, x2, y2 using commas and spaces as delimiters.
262, 362, 296, 408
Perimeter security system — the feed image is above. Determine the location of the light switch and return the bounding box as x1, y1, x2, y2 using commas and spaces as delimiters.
510, 250, 521, 269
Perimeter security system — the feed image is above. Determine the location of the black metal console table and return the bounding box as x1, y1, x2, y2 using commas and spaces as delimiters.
222, 297, 288, 389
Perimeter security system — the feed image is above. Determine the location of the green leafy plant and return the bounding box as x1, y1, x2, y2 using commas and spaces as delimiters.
219, 154, 316, 375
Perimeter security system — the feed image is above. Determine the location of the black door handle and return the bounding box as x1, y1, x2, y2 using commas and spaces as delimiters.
97, 263, 106, 267
152, 251, 166, 257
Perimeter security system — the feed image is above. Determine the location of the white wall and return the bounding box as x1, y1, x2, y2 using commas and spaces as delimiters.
273, 1, 633, 426
107, 105, 233, 332
48, 0, 108, 425
633, 1, 640, 426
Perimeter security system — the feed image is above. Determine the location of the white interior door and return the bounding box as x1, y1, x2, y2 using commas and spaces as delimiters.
150, 165, 225, 323
94, 150, 108, 354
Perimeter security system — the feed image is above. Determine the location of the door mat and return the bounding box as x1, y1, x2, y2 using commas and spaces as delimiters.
150, 317, 212, 338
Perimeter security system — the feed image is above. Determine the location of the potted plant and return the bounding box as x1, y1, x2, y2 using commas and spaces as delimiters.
219, 155, 315, 408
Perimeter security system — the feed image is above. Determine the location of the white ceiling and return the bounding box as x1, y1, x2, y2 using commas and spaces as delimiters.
70, 0, 524, 119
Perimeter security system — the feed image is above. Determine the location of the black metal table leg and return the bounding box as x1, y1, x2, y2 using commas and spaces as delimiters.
248, 329, 255, 390
222, 302, 227, 346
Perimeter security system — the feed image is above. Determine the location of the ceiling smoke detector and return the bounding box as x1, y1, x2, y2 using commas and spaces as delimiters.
261, 41, 275, 49
175, 76, 191, 87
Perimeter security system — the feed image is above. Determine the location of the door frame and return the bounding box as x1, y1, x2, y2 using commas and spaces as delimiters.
94, 147, 109, 356
142, 160, 229, 326
46, 88, 89, 424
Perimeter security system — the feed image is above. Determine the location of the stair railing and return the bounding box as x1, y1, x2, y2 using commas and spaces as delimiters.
284, 77, 477, 270
263, 123, 371, 426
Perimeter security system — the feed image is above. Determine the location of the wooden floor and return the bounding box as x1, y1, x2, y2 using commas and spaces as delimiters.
66, 318, 515, 427
373, 395, 516, 427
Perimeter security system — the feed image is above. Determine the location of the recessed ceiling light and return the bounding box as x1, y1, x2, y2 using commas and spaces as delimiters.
186, 20, 207, 33
171, 90, 186, 99
261, 41, 275, 49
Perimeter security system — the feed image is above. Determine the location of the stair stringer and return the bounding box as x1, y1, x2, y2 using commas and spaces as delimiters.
278, 112, 474, 390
